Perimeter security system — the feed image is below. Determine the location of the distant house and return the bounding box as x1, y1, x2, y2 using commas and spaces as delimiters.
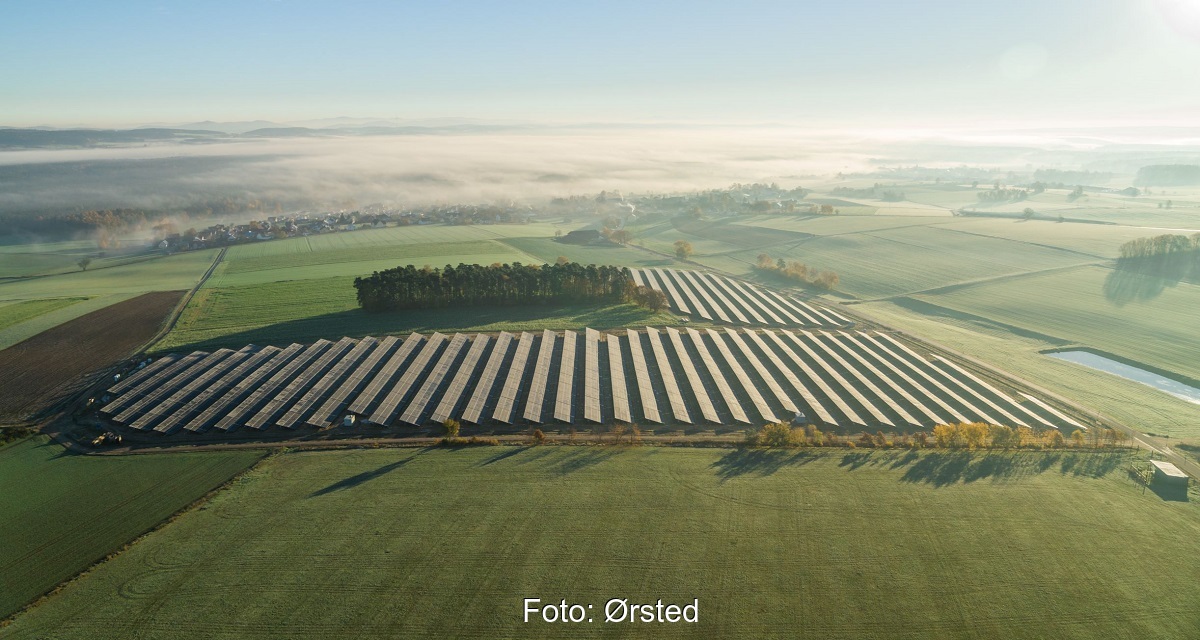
559, 229, 601, 244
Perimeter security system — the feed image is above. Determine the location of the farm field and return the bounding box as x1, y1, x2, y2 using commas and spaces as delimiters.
4, 446, 1197, 639
0, 297, 86, 332
0, 291, 183, 420
0, 436, 262, 620
500, 236, 674, 269
0, 293, 141, 351
912, 265, 1200, 383
0, 249, 218, 301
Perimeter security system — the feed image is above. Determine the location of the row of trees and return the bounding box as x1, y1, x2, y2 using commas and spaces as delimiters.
625, 284, 669, 311
1118, 233, 1200, 259
354, 261, 632, 312
746, 422, 1129, 450
976, 187, 1030, 202
754, 253, 840, 291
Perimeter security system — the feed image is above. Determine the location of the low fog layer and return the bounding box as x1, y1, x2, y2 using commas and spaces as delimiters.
2, 126, 1200, 214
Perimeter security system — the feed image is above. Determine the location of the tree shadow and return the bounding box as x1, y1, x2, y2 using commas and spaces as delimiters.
1103, 253, 1199, 306
308, 456, 418, 497
711, 448, 818, 481
475, 445, 529, 466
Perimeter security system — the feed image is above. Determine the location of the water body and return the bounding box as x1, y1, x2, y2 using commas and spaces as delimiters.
1047, 350, 1200, 405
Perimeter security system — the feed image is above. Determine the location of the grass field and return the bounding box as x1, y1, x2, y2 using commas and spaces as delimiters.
0, 297, 86, 332
0, 437, 262, 619
0, 249, 218, 301
4, 446, 1197, 638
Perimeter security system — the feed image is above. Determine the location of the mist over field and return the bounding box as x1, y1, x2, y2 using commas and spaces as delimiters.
4, 125, 1200, 215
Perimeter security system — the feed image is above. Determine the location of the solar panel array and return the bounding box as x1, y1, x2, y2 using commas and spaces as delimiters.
102, 329, 1080, 434
631, 268, 850, 327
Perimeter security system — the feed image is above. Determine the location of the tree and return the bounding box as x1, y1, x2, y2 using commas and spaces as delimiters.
674, 240, 694, 260
1070, 429, 1086, 447
443, 418, 460, 438
77, 257, 92, 271
1022, 207, 1035, 220
556, 256, 570, 266
611, 229, 633, 245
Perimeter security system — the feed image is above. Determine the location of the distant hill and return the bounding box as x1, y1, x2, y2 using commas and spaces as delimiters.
0, 128, 226, 149
1136, 164, 1200, 186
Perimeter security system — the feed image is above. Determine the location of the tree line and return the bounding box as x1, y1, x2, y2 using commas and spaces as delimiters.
354, 261, 632, 312
754, 253, 840, 291
746, 421, 1128, 450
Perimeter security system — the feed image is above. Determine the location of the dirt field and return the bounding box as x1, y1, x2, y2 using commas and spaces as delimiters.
0, 291, 184, 421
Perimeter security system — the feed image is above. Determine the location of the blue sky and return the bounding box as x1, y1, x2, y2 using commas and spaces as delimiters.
2, 0, 1198, 127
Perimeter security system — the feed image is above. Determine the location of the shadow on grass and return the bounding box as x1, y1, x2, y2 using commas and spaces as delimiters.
1149, 482, 1190, 502
711, 449, 818, 481
477, 445, 622, 476
309, 455, 421, 497
834, 450, 1129, 488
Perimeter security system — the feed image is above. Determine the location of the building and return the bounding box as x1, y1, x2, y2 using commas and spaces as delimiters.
1150, 460, 1189, 488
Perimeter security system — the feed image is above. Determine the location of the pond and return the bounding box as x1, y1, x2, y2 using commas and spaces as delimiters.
1047, 350, 1200, 405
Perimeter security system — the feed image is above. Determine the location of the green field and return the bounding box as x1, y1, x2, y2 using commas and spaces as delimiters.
0, 249, 218, 301
0, 297, 86, 332
4, 446, 1197, 638
0, 437, 262, 619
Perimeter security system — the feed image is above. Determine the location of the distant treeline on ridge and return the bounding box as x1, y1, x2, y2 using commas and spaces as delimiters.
354, 262, 632, 312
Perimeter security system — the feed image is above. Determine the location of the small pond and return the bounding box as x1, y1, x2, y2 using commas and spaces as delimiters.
1046, 350, 1200, 405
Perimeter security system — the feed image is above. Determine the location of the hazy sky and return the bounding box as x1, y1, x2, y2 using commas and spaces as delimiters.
2, 0, 1199, 128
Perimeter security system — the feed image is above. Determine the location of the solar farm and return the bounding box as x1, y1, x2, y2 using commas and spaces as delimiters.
100, 325, 1085, 435
629, 267, 851, 326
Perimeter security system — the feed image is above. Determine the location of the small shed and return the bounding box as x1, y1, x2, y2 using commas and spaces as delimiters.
1150, 460, 1189, 488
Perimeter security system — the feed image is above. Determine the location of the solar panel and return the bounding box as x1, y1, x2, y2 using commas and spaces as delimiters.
553, 330, 577, 423
742, 329, 837, 425
102, 352, 199, 416
369, 333, 447, 426
665, 327, 719, 423
683, 327, 747, 423
583, 328, 603, 423
762, 330, 867, 426
112, 352, 212, 425
463, 332, 514, 424
278, 337, 379, 429
106, 354, 179, 396
129, 348, 239, 431
765, 289, 821, 325
866, 333, 998, 425
628, 268, 647, 287
662, 269, 712, 321
646, 268, 691, 314
399, 333, 469, 425
521, 330, 557, 423
626, 329, 661, 424
608, 332, 633, 423
705, 328, 776, 423
721, 278, 788, 325
792, 297, 846, 326
149, 346, 261, 433
216, 340, 333, 431
192, 344, 304, 432
493, 332, 535, 424
1019, 393, 1086, 430
644, 327, 690, 424
677, 269, 730, 322
804, 331, 923, 427
696, 272, 756, 324
782, 331, 893, 426
836, 332, 961, 424
721, 329, 797, 413
307, 335, 399, 428
431, 334, 490, 425
183, 345, 286, 432
347, 332, 424, 416
245, 338, 352, 430
929, 355, 1038, 428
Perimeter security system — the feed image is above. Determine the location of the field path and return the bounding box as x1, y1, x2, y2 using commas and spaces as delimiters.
141, 248, 226, 352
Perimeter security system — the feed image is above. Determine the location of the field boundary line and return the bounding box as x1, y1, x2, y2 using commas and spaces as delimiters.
139, 247, 226, 353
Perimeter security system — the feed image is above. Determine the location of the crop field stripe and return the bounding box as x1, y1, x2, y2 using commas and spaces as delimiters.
492, 332, 534, 424
246, 338, 352, 430
678, 269, 731, 323
129, 348, 237, 431
464, 332, 514, 424
783, 331, 894, 426
217, 339, 333, 431
522, 330, 557, 424
647, 268, 691, 314
930, 355, 1053, 429
743, 329, 837, 424
927, 356, 1035, 428
626, 329, 661, 423
706, 328, 777, 423
723, 329, 798, 413
1020, 393, 1088, 430
685, 327, 748, 423
197, 344, 303, 431
554, 330, 577, 423
398, 333, 468, 426
802, 331, 921, 427
723, 278, 787, 325
112, 352, 210, 424
697, 272, 758, 324
583, 328, 602, 423
307, 336, 398, 428
102, 353, 199, 416
370, 333, 447, 426
347, 333, 424, 416
668, 327, 721, 423
184, 346, 284, 432
280, 337, 379, 429
838, 333, 963, 424
806, 332, 925, 427
664, 269, 713, 321
645, 327, 690, 424
873, 333, 1018, 426
763, 330, 867, 426
867, 333, 1000, 425
607, 333, 634, 423
163, 347, 261, 433
431, 334, 490, 425
106, 355, 179, 396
